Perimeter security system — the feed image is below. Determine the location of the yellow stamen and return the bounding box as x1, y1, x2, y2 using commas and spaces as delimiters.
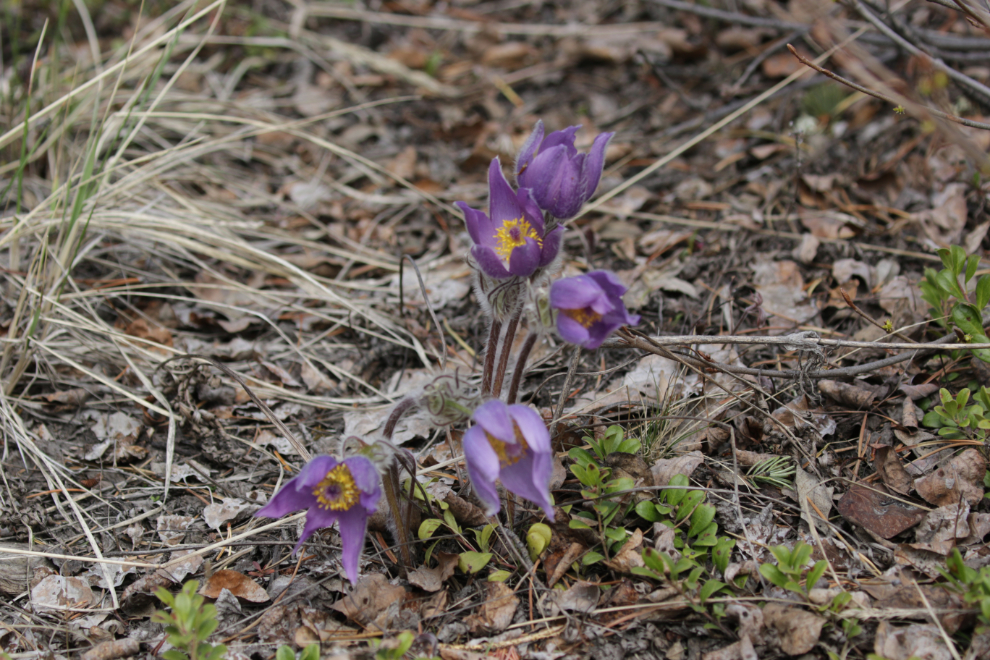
563, 307, 603, 328
313, 464, 360, 511
486, 424, 530, 468
494, 218, 542, 261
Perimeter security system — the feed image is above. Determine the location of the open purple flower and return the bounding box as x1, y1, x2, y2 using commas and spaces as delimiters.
255, 455, 380, 585
515, 120, 613, 220
463, 400, 555, 521
456, 158, 564, 280
550, 271, 640, 349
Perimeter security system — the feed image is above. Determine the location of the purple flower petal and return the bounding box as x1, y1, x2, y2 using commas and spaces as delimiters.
539, 226, 564, 268
579, 132, 614, 201
256, 480, 316, 519
457, 202, 497, 250
556, 313, 592, 347
515, 120, 544, 177
343, 456, 382, 511
293, 505, 337, 555
296, 456, 338, 489
464, 425, 503, 516
586, 270, 627, 299
488, 158, 522, 229
539, 125, 580, 156
507, 237, 541, 278
472, 246, 513, 279
499, 453, 554, 521
472, 399, 515, 443
336, 507, 370, 585
508, 404, 551, 455
550, 276, 605, 311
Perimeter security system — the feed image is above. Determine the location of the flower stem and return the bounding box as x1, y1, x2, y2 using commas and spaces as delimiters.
491, 315, 519, 398
381, 462, 413, 572
482, 319, 502, 395
384, 397, 417, 441
507, 331, 538, 404
551, 346, 581, 431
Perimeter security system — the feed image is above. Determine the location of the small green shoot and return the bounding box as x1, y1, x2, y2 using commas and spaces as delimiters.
151, 580, 227, 660
758, 541, 828, 599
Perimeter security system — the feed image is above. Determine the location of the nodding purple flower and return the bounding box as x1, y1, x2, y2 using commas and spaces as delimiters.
550, 271, 640, 349
463, 400, 555, 521
515, 120, 614, 220
456, 158, 564, 280
255, 455, 380, 585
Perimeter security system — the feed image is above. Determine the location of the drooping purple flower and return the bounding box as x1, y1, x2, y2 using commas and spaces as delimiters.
463, 400, 555, 521
515, 120, 614, 220
255, 455, 381, 585
550, 271, 640, 349
456, 158, 564, 280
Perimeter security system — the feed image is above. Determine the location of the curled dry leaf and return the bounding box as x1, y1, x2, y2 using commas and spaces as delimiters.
465, 581, 518, 634
31, 575, 95, 610
604, 528, 645, 573
407, 552, 459, 593
794, 467, 833, 534
157, 515, 195, 547
913, 448, 986, 507
911, 502, 970, 555
331, 573, 407, 626
874, 622, 955, 660
200, 570, 269, 603
203, 497, 253, 530
875, 447, 914, 496
818, 379, 876, 409
0, 543, 54, 595
836, 484, 926, 539
545, 542, 585, 588
763, 603, 825, 656
553, 581, 600, 614
650, 451, 704, 487
80, 638, 141, 660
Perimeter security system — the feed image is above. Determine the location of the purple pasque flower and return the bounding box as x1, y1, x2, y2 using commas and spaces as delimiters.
456, 158, 564, 280
463, 400, 555, 521
255, 455, 380, 585
515, 120, 614, 220
550, 270, 640, 350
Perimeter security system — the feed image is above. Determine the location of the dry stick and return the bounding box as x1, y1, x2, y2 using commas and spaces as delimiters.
786, 45, 990, 131
482, 319, 502, 395
491, 315, 520, 398
381, 461, 413, 574
838, 287, 917, 344
507, 332, 540, 405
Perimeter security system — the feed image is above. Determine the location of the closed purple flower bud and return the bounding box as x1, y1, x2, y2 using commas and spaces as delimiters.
515, 120, 614, 220
456, 158, 564, 280
463, 400, 555, 521
255, 455, 381, 585
550, 271, 640, 349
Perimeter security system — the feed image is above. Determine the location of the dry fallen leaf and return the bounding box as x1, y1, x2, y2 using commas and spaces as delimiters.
604, 528, 645, 573
200, 570, 269, 603
913, 448, 986, 507
552, 581, 600, 614
331, 573, 407, 626
911, 502, 970, 555
874, 621, 955, 660
763, 603, 825, 655
465, 581, 518, 634
650, 451, 704, 487
203, 498, 253, 531
407, 552, 459, 593
157, 515, 195, 547
875, 447, 914, 496
31, 575, 95, 610
836, 484, 926, 539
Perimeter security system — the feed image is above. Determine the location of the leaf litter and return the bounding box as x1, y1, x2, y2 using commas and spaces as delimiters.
3, 0, 990, 658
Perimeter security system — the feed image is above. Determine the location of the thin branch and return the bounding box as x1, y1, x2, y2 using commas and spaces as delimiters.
787, 44, 990, 130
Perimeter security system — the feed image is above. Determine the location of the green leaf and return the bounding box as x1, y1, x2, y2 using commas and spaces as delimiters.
162, 651, 190, 660
937, 269, 966, 301
664, 474, 689, 506
676, 490, 705, 521
699, 579, 727, 604
792, 542, 813, 570
713, 537, 735, 574
759, 563, 789, 588
635, 500, 663, 522
951, 245, 967, 277
784, 581, 804, 593
488, 570, 512, 582
692, 522, 719, 547
527, 523, 552, 561
299, 644, 321, 660
443, 508, 460, 534
568, 447, 595, 467
642, 549, 667, 574
582, 551, 605, 565
685, 566, 704, 589
418, 518, 444, 541
277, 646, 297, 660
922, 410, 944, 428
688, 503, 716, 537
458, 551, 492, 574
630, 565, 662, 579
604, 527, 628, 543
977, 275, 990, 311
967, 255, 981, 283
568, 518, 593, 530
806, 560, 828, 591
616, 437, 642, 454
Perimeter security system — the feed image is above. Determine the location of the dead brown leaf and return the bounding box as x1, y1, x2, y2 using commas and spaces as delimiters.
763, 603, 825, 656
875, 447, 914, 496
604, 528, 645, 573
836, 484, 926, 539
914, 448, 986, 507
650, 451, 704, 487
874, 622, 955, 660
465, 581, 518, 634
200, 570, 269, 603
911, 502, 970, 555
331, 573, 407, 626
818, 379, 876, 409
407, 552, 459, 593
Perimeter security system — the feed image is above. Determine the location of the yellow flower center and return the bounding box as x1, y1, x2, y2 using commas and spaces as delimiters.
494, 218, 542, 261
485, 424, 530, 468
563, 307, 603, 329
313, 464, 360, 511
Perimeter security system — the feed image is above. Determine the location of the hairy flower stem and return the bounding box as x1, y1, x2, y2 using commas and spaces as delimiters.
551, 347, 581, 431
507, 332, 538, 404
491, 315, 519, 398
482, 319, 502, 395
381, 462, 413, 573
384, 397, 417, 441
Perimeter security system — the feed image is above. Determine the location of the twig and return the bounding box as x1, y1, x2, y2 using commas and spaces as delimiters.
787, 44, 990, 130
